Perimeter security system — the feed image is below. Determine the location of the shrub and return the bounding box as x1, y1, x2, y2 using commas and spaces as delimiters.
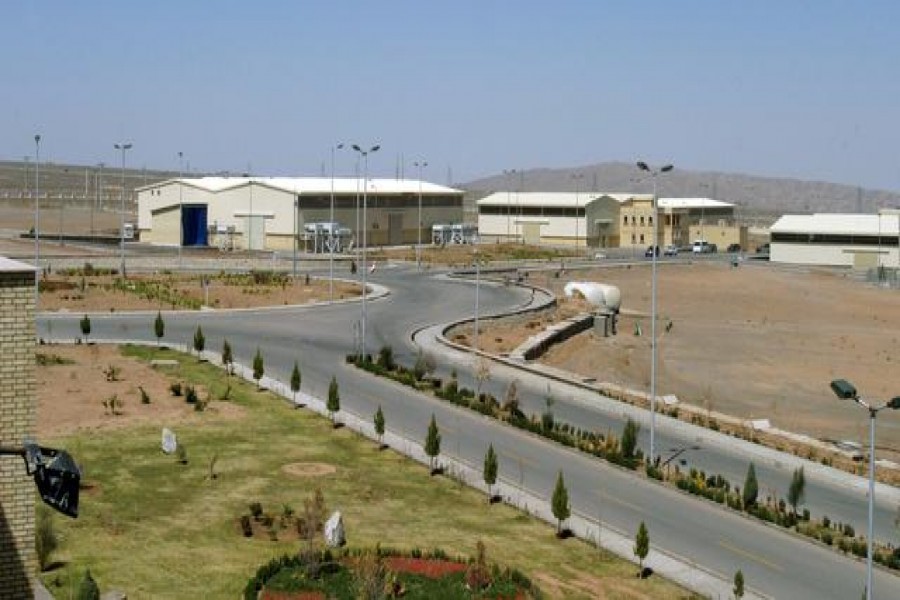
170, 382, 183, 397
185, 385, 198, 404
240, 515, 253, 537
35, 505, 58, 571
139, 385, 151, 404
249, 502, 264, 520
843, 523, 855, 537
75, 569, 100, 600
377, 345, 395, 371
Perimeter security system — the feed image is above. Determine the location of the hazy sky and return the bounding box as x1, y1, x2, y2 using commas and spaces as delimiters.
4, 1, 899, 189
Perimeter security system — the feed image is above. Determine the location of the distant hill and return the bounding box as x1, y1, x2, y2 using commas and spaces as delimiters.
463, 162, 900, 224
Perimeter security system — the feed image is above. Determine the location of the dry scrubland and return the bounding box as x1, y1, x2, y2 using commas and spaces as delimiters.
476, 262, 900, 462
36, 345, 696, 599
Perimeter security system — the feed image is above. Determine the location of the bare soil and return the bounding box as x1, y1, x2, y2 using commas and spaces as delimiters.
281, 462, 338, 478
471, 261, 900, 464
36, 344, 245, 439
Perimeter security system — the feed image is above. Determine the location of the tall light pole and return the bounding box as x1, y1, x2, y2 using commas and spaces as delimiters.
33, 135, 41, 307
352, 143, 380, 359
473, 248, 480, 352
413, 160, 427, 270
178, 151, 184, 268
636, 160, 673, 465
830, 379, 900, 600
571, 173, 584, 248
503, 169, 516, 242
330, 143, 344, 302
114, 142, 133, 277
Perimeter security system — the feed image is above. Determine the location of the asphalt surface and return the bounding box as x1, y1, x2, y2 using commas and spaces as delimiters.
38, 263, 900, 599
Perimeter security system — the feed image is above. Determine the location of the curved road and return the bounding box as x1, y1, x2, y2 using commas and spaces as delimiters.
39, 264, 900, 599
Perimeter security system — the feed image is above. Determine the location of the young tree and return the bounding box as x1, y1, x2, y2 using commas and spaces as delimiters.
788, 466, 806, 515
252, 347, 264, 389
425, 414, 441, 473
474, 358, 491, 398
413, 349, 428, 381
483, 443, 499, 501
327, 376, 341, 425
742, 463, 759, 509
542, 387, 556, 433
79, 314, 91, 343
621, 418, 640, 459
76, 568, 100, 600
551, 470, 570, 536
193, 325, 205, 356
221, 339, 233, 375
374, 405, 385, 446
290, 360, 302, 404
733, 569, 745, 598
634, 521, 650, 576
153, 311, 165, 346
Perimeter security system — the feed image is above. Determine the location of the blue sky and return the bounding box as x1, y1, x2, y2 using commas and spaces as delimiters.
4, 1, 899, 189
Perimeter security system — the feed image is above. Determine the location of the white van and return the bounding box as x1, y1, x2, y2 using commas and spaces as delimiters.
692, 240, 714, 254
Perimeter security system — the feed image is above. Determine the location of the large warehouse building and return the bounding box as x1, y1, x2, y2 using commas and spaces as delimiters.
770, 210, 900, 268
476, 192, 742, 249
137, 177, 464, 251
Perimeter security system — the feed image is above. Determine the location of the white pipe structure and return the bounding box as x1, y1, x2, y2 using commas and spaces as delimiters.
352, 143, 380, 359
114, 142, 133, 277
636, 160, 673, 465
413, 160, 427, 270
830, 379, 900, 600
33, 134, 41, 308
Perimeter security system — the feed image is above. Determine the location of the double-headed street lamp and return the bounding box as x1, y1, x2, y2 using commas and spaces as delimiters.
33, 134, 41, 307
114, 142, 133, 277
413, 160, 428, 270
636, 160, 673, 465
330, 143, 345, 302
830, 378, 900, 600
351, 143, 380, 359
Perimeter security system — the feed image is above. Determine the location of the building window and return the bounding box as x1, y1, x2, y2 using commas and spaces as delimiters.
632, 215, 636, 225
640, 216, 645, 226
639, 234, 645, 243
649, 216, 653, 226
623, 215, 628, 225
631, 234, 636, 243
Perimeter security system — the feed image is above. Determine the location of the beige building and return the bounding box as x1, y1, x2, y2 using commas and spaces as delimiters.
137, 177, 464, 251
477, 193, 738, 249
770, 211, 900, 267
0, 257, 36, 598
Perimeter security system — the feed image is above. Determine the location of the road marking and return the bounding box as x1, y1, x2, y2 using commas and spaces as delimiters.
594, 489, 645, 516
718, 540, 784, 572
498, 450, 539, 468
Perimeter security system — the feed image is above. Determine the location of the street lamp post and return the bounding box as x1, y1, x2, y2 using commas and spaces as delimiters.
830, 378, 900, 600
352, 143, 380, 359
114, 142, 133, 277
636, 160, 673, 465
571, 173, 584, 248
503, 169, 516, 242
473, 248, 480, 352
413, 160, 428, 270
33, 135, 41, 307
178, 151, 184, 268
330, 143, 344, 302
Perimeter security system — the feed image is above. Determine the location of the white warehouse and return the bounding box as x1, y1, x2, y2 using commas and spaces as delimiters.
770, 211, 900, 268
137, 177, 464, 251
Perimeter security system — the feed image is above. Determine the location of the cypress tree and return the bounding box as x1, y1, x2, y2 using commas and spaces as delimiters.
252, 347, 264, 389
483, 443, 499, 501
425, 414, 441, 473
327, 376, 340, 425
374, 405, 385, 446
551, 470, 570, 536
634, 521, 649, 576
742, 463, 759, 508
290, 360, 301, 403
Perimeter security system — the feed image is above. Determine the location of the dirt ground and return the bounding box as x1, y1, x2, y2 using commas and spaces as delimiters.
36, 345, 244, 440
37, 271, 359, 312
469, 261, 900, 462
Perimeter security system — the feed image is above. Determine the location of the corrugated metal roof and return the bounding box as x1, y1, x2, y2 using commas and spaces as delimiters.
771, 213, 900, 235
477, 192, 645, 207
658, 197, 733, 209
142, 177, 462, 195
477, 192, 732, 209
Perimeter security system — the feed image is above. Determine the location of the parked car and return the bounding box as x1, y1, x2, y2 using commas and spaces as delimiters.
726, 243, 742, 253
692, 240, 716, 254
756, 242, 770, 254
644, 245, 660, 258
663, 245, 679, 256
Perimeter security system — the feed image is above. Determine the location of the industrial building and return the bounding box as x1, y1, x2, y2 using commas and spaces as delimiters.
770, 210, 900, 268
476, 192, 743, 249
137, 177, 464, 251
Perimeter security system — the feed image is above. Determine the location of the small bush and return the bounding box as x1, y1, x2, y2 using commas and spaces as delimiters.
240, 515, 253, 537
170, 382, 183, 397
249, 502, 264, 520
139, 386, 151, 404
185, 385, 199, 404
75, 568, 100, 600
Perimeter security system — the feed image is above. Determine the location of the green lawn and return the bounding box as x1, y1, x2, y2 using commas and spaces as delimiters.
40, 345, 697, 599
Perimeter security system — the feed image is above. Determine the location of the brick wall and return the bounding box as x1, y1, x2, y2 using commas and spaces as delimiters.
0, 265, 36, 599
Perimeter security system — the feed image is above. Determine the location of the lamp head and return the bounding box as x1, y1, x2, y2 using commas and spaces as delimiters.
352, 144, 362, 152
661, 164, 674, 173
888, 396, 900, 410
371, 145, 380, 153
337, 143, 344, 150
35, 134, 41, 144
636, 161, 649, 172
830, 378, 858, 400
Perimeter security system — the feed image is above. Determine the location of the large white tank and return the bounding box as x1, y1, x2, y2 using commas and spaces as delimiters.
563, 281, 622, 312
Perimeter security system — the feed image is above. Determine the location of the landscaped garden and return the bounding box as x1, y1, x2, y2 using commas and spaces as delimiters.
36, 344, 698, 599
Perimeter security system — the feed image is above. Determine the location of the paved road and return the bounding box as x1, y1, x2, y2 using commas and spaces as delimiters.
38, 264, 900, 598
